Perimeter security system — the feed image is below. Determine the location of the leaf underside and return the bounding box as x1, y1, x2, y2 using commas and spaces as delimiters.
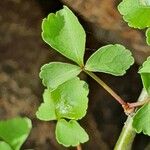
56, 119, 89, 147
42, 6, 86, 65
133, 102, 150, 136
85, 44, 134, 76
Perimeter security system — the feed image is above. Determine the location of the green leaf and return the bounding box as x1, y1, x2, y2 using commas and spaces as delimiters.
53, 77, 89, 120
36, 89, 57, 121
42, 6, 86, 65
0, 117, 32, 150
133, 102, 150, 136
0, 141, 12, 150
56, 119, 89, 147
36, 77, 89, 121
39, 62, 81, 89
146, 28, 150, 45
85, 44, 134, 76
139, 57, 150, 94
118, 0, 150, 29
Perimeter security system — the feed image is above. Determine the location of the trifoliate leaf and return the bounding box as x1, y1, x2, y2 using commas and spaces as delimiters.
146, 28, 150, 45
39, 62, 81, 89
85, 44, 134, 76
139, 57, 150, 94
36, 77, 89, 121
36, 89, 57, 121
0, 141, 12, 150
42, 6, 86, 65
0, 117, 32, 150
118, 0, 150, 29
56, 119, 89, 147
133, 102, 150, 136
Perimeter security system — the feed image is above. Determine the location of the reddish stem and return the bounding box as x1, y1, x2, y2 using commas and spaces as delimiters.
83, 70, 150, 114
84, 70, 128, 106
77, 144, 82, 150
128, 99, 150, 108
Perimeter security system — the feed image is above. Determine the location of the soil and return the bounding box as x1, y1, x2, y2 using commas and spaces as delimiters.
0, 0, 149, 150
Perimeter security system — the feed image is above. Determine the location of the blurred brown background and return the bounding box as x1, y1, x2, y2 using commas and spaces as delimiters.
0, 0, 150, 149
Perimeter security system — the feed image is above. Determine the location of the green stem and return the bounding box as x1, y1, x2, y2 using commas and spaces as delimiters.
114, 116, 136, 150
84, 70, 127, 107
114, 89, 149, 150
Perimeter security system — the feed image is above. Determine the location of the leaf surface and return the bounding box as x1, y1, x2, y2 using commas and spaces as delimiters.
36, 89, 57, 121
56, 119, 89, 147
85, 44, 134, 76
146, 28, 150, 45
0, 117, 32, 150
0, 141, 12, 150
36, 77, 89, 121
53, 77, 89, 119
133, 102, 150, 136
118, 0, 150, 29
139, 57, 150, 94
42, 6, 86, 65
40, 62, 81, 89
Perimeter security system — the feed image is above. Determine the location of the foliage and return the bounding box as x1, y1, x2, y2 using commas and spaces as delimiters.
132, 57, 150, 136
56, 119, 89, 147
118, 0, 150, 29
146, 28, 150, 45
42, 6, 85, 66
36, 77, 89, 121
85, 44, 134, 76
0, 141, 12, 150
133, 103, 150, 136
118, 0, 150, 45
118, 0, 150, 139
40, 62, 81, 89
0, 1, 150, 149
138, 56, 150, 94
0, 117, 32, 150
37, 5, 134, 147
